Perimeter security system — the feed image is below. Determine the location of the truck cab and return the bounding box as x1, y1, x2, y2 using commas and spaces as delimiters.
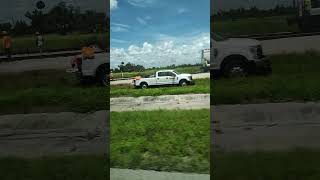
133, 70, 193, 89
204, 33, 271, 77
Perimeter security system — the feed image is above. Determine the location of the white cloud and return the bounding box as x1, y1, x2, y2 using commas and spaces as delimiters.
110, 33, 210, 68
128, 0, 156, 7
111, 23, 130, 32
136, 17, 147, 25
111, 39, 129, 44
110, 0, 118, 10
177, 8, 189, 14
136, 16, 152, 25
145, 16, 152, 20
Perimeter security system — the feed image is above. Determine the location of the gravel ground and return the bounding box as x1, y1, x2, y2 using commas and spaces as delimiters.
110, 94, 210, 112
111, 169, 209, 180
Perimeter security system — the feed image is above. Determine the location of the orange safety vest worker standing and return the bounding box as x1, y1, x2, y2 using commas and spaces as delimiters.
81, 45, 95, 59
2, 31, 12, 60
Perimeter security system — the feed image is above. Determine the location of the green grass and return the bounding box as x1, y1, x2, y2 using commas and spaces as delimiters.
213, 149, 320, 179
0, 70, 108, 114
213, 16, 299, 36
212, 51, 320, 105
112, 65, 201, 79
111, 109, 210, 173
0, 155, 108, 180
111, 78, 210, 97
0, 33, 107, 55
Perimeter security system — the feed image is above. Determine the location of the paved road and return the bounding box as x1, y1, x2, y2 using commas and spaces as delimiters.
0, 111, 108, 157
262, 35, 320, 55
111, 73, 210, 85
0, 52, 107, 73
212, 102, 320, 152
111, 169, 209, 180
0, 56, 72, 73
111, 94, 210, 112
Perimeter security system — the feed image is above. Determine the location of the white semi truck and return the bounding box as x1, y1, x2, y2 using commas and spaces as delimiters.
202, 33, 271, 77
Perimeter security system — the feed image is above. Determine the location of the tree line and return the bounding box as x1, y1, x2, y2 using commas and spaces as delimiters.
0, 1, 109, 36
212, 5, 296, 20
111, 62, 200, 73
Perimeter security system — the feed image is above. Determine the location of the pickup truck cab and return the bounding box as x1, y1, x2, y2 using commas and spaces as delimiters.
203, 33, 271, 77
133, 70, 194, 89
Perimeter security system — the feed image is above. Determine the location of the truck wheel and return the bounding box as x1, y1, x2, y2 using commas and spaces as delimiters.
179, 79, 188, 86
224, 60, 248, 78
140, 82, 148, 89
97, 67, 109, 86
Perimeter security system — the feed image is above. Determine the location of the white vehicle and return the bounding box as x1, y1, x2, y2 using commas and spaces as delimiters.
287, 0, 320, 31
70, 51, 110, 86
133, 70, 194, 89
203, 33, 271, 77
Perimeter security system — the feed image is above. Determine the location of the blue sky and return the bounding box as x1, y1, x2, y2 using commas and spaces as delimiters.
110, 0, 210, 68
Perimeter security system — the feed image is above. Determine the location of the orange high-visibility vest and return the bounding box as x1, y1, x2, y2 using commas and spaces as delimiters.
81, 46, 95, 58
3, 36, 12, 49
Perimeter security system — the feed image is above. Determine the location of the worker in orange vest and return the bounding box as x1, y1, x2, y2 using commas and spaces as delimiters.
81, 42, 95, 59
2, 31, 12, 60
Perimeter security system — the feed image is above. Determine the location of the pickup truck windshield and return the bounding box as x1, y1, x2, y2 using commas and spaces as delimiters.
173, 71, 180, 75
212, 33, 227, 41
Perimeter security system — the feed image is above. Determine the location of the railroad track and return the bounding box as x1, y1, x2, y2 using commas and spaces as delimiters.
229, 31, 320, 40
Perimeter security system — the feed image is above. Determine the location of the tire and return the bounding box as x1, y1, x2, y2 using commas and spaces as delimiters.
223, 60, 248, 78
179, 79, 188, 86
140, 82, 148, 89
97, 66, 109, 87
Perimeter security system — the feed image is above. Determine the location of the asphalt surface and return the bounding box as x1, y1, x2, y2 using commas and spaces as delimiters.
212, 102, 320, 152
0, 55, 72, 73
0, 111, 108, 157
262, 35, 320, 55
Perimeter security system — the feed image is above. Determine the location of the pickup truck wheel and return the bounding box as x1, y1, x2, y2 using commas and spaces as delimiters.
179, 79, 188, 86
140, 82, 148, 89
224, 60, 248, 78
97, 67, 109, 86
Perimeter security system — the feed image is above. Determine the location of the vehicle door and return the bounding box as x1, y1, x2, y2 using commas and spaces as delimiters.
156, 72, 172, 85
166, 71, 177, 85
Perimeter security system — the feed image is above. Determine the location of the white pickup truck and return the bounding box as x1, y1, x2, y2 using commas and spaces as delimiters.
70, 51, 110, 86
202, 33, 271, 77
133, 70, 194, 89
